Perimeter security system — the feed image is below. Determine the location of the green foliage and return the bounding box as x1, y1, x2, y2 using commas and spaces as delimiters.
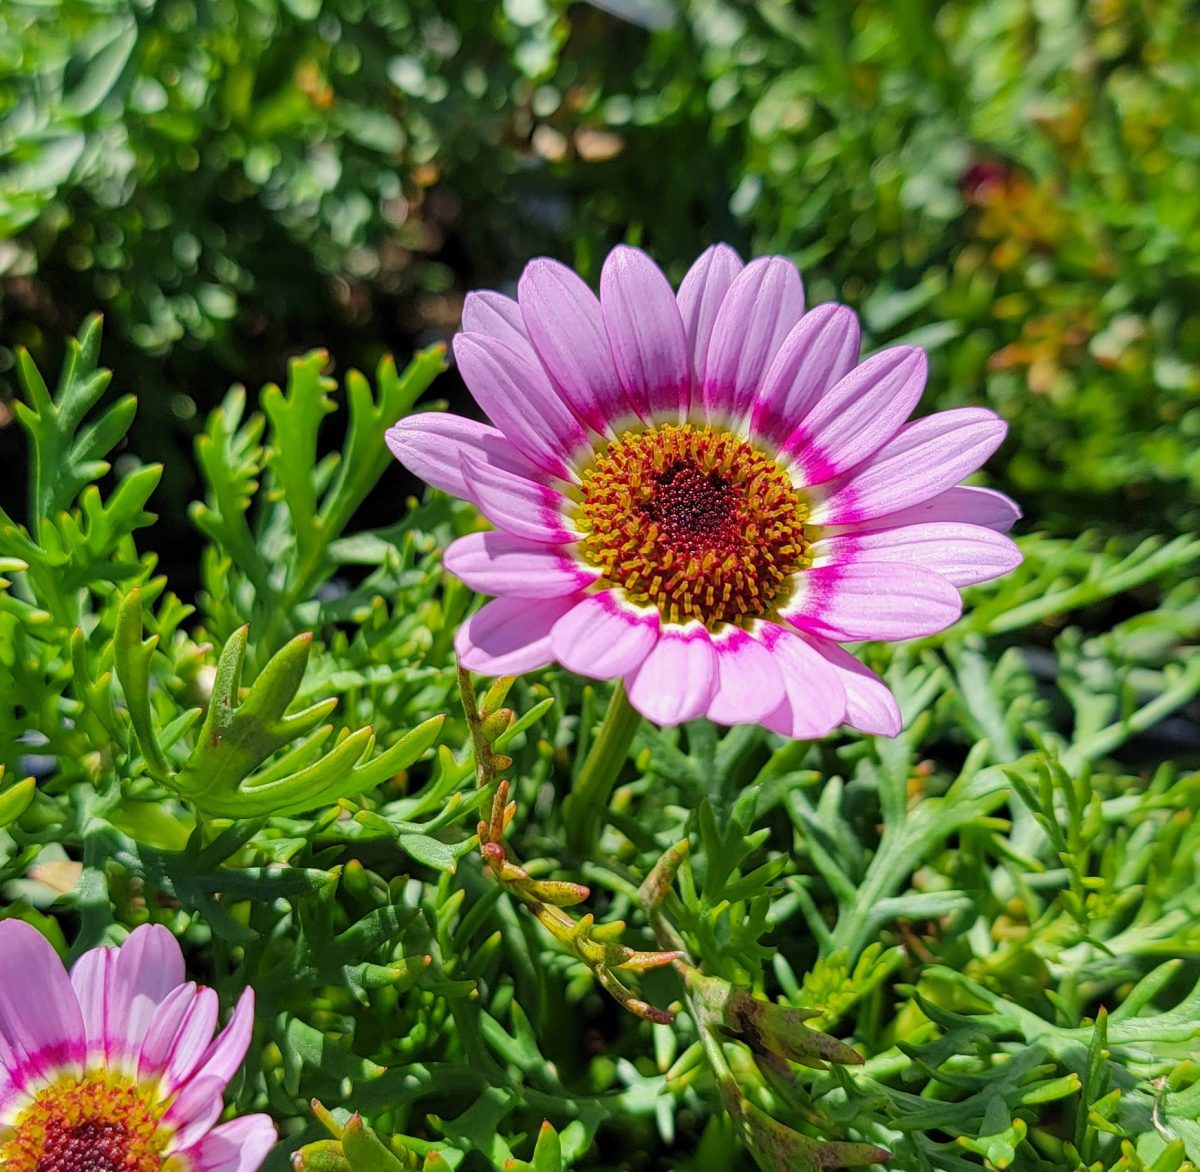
115, 594, 444, 818
2, 312, 1200, 1172
0, 766, 35, 829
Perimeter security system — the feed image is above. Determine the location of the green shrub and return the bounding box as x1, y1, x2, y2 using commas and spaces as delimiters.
2, 310, 1199, 1170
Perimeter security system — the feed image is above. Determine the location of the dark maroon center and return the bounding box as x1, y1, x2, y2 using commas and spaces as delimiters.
644, 462, 740, 556
37, 1119, 134, 1172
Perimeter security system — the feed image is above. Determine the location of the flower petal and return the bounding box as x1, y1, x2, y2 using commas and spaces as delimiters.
68, 944, 116, 1063
0, 921, 84, 1086
811, 407, 1008, 525
625, 623, 718, 726
756, 624, 847, 739
189, 987, 254, 1089
162, 1074, 227, 1150
456, 595, 580, 676
461, 289, 587, 433
460, 452, 575, 545
453, 333, 589, 478
138, 982, 200, 1085
161, 987, 219, 1095
461, 289, 528, 347
831, 484, 1022, 534
550, 591, 660, 679
444, 531, 598, 598
786, 563, 963, 642
700, 256, 805, 423
784, 346, 926, 483
601, 245, 691, 420
174, 1114, 278, 1172
801, 634, 902, 737
750, 303, 861, 445
706, 625, 787, 725
519, 258, 636, 434
161, 990, 257, 1147
105, 924, 186, 1071
676, 244, 743, 379
386, 413, 546, 501
811, 522, 1022, 587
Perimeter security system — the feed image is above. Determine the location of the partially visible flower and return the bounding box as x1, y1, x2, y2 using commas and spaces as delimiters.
0, 920, 276, 1172
388, 245, 1020, 734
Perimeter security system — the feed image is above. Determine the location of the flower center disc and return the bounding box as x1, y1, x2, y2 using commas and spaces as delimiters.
577, 423, 810, 627
2, 1076, 168, 1172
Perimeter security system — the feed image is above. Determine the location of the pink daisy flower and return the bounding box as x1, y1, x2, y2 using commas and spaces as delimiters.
387, 245, 1020, 735
0, 920, 276, 1172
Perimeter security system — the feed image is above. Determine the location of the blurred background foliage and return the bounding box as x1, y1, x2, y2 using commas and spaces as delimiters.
3, 0, 1199, 563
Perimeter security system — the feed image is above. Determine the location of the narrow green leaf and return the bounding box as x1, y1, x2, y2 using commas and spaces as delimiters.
399, 833, 462, 874
114, 589, 172, 781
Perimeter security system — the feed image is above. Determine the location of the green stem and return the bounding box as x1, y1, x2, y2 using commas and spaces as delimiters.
564, 682, 642, 857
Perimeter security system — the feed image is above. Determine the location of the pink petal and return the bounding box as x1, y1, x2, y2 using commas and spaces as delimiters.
676, 244, 743, 379
189, 987, 254, 1089
811, 407, 1007, 525
443, 531, 598, 598
699, 256, 805, 423
519, 258, 637, 434
461, 289, 528, 347
138, 982, 200, 1085
784, 347, 927, 483
463, 288, 599, 444
832, 485, 1022, 534
386, 413, 547, 501
460, 452, 575, 545
811, 522, 1022, 587
625, 624, 718, 726
786, 562, 963, 642
105, 924, 186, 1070
161, 987, 219, 1095
0, 921, 84, 1085
454, 333, 589, 479
175, 1114, 278, 1172
750, 303, 861, 446
706, 625, 786, 725
69, 944, 115, 1063
802, 634, 902, 736
601, 245, 691, 420
550, 591, 660, 679
162, 991, 257, 1149
456, 595, 580, 676
756, 624, 848, 739
162, 1074, 227, 1150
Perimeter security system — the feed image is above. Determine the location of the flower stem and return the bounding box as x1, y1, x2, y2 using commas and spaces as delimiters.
564, 682, 642, 857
